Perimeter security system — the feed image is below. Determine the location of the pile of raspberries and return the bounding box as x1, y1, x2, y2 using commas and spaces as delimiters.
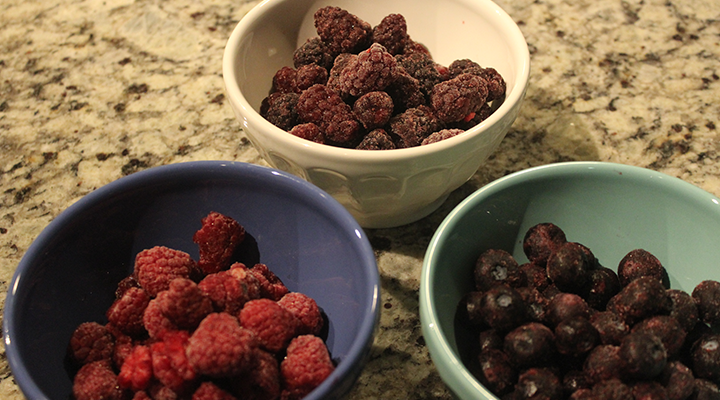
259, 6, 506, 150
457, 222, 720, 400
68, 212, 334, 400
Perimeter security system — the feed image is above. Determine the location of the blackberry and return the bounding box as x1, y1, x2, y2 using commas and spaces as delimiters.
337, 43, 399, 97
259, 92, 300, 132
430, 73, 488, 124
313, 6, 371, 55
296, 63, 328, 91
326, 53, 357, 98
356, 129, 396, 150
353, 91, 394, 130
448, 59, 506, 102
421, 128, 464, 145
403, 39, 432, 57
448, 103, 494, 130
296, 84, 360, 145
293, 37, 334, 71
395, 52, 445, 97
270, 66, 298, 94
385, 70, 426, 113
388, 105, 443, 148
289, 123, 325, 143
372, 13, 408, 55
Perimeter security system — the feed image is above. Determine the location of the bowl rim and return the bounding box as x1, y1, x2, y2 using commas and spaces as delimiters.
3, 160, 381, 400
221, 0, 531, 161
419, 161, 720, 399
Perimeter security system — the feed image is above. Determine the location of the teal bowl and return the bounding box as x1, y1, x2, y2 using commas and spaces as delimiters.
419, 161, 720, 399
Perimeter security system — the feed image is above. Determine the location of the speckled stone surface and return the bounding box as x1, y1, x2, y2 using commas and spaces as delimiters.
1, 0, 719, 398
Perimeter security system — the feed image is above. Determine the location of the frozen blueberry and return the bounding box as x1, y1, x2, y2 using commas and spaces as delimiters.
474, 349, 518, 396
582, 266, 621, 311
523, 223, 567, 267
512, 368, 563, 400
606, 275, 672, 325
589, 311, 629, 346
668, 289, 700, 333
619, 331, 667, 380
544, 293, 590, 328
617, 248, 669, 287
583, 345, 624, 383
692, 280, 720, 327
457, 291, 486, 328
554, 316, 600, 357
632, 315, 686, 359
504, 322, 555, 368
631, 381, 670, 400
692, 334, 720, 382
660, 361, 695, 400
546, 242, 592, 294
474, 249, 524, 291
480, 285, 529, 332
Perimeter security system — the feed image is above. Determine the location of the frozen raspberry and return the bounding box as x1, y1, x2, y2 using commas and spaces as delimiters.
480, 284, 529, 332
193, 211, 246, 274
192, 382, 237, 400
278, 292, 324, 336
620, 331, 667, 380
606, 275, 672, 325
147, 383, 181, 400
388, 105, 443, 148
239, 298, 299, 353
260, 92, 300, 132
372, 13, 408, 55
589, 310, 629, 345
692, 334, 720, 382
296, 64, 328, 91
280, 335, 335, 400
72, 360, 124, 400
151, 330, 196, 393
421, 128, 464, 145
69, 322, 116, 366
186, 313, 257, 377
293, 37, 335, 71
661, 361, 695, 400
115, 275, 141, 299
583, 344, 623, 383
227, 263, 262, 297
313, 6, 372, 55
230, 349, 281, 400
617, 248, 668, 287
473, 349, 517, 396
692, 280, 720, 327
546, 242, 592, 294
154, 278, 213, 331
523, 223, 567, 267
107, 286, 151, 337
632, 315, 686, 359
356, 129, 396, 150
474, 249, 524, 291
118, 344, 153, 392
200, 266, 260, 314
111, 329, 135, 370
143, 297, 177, 339
513, 368, 563, 400
430, 73, 488, 124
134, 246, 198, 297
544, 293, 590, 327
668, 289, 699, 332
385, 70, 425, 112
270, 66, 298, 94
503, 322, 555, 367
289, 123, 325, 143
353, 91, 394, 130
337, 43, 399, 97
582, 266, 621, 310
249, 263, 288, 301
396, 52, 445, 97
296, 84, 360, 145
132, 391, 152, 400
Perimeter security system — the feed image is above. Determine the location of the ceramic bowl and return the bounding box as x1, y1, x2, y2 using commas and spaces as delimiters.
222, 0, 530, 228
3, 161, 380, 400
419, 161, 720, 399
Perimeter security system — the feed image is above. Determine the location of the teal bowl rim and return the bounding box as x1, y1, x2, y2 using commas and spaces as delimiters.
419, 161, 720, 399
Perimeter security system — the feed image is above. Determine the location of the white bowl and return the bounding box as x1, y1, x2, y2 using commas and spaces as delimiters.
223, 0, 530, 228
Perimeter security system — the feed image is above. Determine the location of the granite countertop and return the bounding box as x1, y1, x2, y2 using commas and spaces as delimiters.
1, 0, 719, 398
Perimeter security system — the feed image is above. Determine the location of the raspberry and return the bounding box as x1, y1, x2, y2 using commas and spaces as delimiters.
143, 297, 178, 339
72, 360, 124, 400
231, 349, 281, 400
372, 13, 408, 55
430, 73, 488, 123
296, 84, 360, 145
199, 267, 261, 314
356, 129, 396, 150
313, 6, 371, 55
249, 263, 288, 301
353, 91, 394, 130
388, 105, 443, 148
107, 287, 151, 337
420, 128, 464, 145
111, 328, 136, 369
135, 246, 198, 297
193, 211, 246, 274
385, 70, 425, 113
239, 298, 298, 353
260, 92, 300, 132
155, 278, 213, 331
280, 335, 335, 399
296, 64, 328, 91
69, 322, 115, 366
192, 382, 237, 400
289, 123, 325, 144
147, 383, 180, 400
118, 345, 153, 392
293, 37, 334, 71
151, 330, 196, 393
270, 66, 298, 94
336, 43, 399, 97
396, 52, 445, 97
278, 292, 324, 336
132, 391, 152, 400
186, 313, 257, 377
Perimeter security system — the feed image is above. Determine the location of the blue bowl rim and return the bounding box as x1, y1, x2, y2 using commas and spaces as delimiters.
419, 160, 720, 399
3, 160, 381, 400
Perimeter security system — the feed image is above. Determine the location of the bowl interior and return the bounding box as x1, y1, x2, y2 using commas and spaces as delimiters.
421, 161, 720, 399
4, 161, 379, 400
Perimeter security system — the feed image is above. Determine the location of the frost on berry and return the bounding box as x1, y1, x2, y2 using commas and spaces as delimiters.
353, 91, 394, 130
296, 84, 360, 145
150, 330, 196, 394
270, 66, 299, 94
296, 64, 328, 91
199, 266, 261, 314
293, 37, 335, 71
278, 292, 324, 336
118, 345, 153, 392
186, 313, 257, 378
326, 53, 357, 98
337, 43, 399, 98
106, 287, 150, 337
260, 92, 300, 132
230, 349, 281, 400
142, 297, 178, 340
239, 298, 299, 353
280, 335, 335, 400
193, 211, 246, 274
372, 13, 408, 55
388, 105, 443, 148
192, 382, 237, 400
421, 129, 464, 145
73, 360, 124, 400
69, 322, 116, 366
396, 52, 445, 98
154, 278, 213, 331
313, 6, 372, 55
356, 129, 396, 151
385, 70, 425, 113
249, 263, 288, 301
289, 123, 325, 144
430, 73, 488, 124
448, 59, 506, 102
134, 246, 197, 297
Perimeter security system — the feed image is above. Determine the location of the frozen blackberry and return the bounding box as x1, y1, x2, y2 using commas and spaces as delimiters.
523, 223, 567, 267
582, 344, 624, 383
388, 105, 443, 148
661, 361, 695, 400
519, 263, 551, 292
631, 381, 669, 400
154, 278, 213, 331
313, 6, 371, 55
106, 286, 150, 337
278, 292, 324, 336
632, 315, 686, 359
503, 322, 555, 367
448, 58, 485, 78
336, 43, 399, 97
402, 39, 432, 57
326, 53, 357, 97
430, 73, 488, 124
544, 293, 590, 328
589, 310, 629, 345
474, 349, 517, 396
606, 275, 672, 325
692, 334, 720, 382
289, 123, 325, 144
385, 70, 426, 113
186, 313, 257, 378
356, 129, 396, 150
448, 59, 506, 102
582, 266, 621, 310
421, 128, 464, 145
239, 298, 299, 353
296, 63, 328, 91
296, 84, 360, 145
692, 280, 720, 327
617, 248, 669, 287
293, 37, 334, 71
546, 242, 592, 294
396, 52, 445, 97
619, 331, 667, 380
259, 92, 300, 132
353, 91, 394, 130
372, 13, 409, 55
668, 288, 699, 333
512, 368, 563, 400
554, 316, 599, 357
72, 360, 124, 400
480, 284, 529, 332
280, 335, 335, 400
69, 322, 116, 366
150, 330, 196, 393
249, 263, 289, 301
118, 344, 153, 392
193, 211, 246, 274
474, 249, 524, 291
134, 246, 198, 298
270, 66, 298, 94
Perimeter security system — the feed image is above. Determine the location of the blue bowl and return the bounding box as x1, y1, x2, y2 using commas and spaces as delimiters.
420, 161, 720, 399
3, 161, 380, 400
